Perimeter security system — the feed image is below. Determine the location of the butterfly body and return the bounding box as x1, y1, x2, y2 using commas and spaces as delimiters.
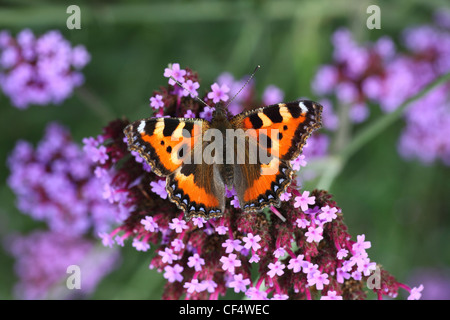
124, 100, 322, 220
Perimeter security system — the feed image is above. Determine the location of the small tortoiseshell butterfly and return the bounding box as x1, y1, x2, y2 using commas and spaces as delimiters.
124, 79, 322, 221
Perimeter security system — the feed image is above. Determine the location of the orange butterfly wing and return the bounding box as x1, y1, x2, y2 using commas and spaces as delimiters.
230, 100, 323, 212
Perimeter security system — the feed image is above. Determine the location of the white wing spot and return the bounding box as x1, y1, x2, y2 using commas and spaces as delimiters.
299, 102, 308, 114
137, 121, 146, 133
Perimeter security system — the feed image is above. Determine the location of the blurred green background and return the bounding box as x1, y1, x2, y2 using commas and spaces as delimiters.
0, 0, 449, 299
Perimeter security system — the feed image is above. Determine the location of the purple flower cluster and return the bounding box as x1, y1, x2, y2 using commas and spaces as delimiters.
6, 231, 118, 300
6, 123, 120, 299
0, 29, 90, 109
312, 20, 450, 165
7, 123, 122, 236
88, 64, 419, 299
397, 25, 450, 165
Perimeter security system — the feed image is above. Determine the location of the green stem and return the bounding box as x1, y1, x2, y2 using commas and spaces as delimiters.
317, 72, 450, 190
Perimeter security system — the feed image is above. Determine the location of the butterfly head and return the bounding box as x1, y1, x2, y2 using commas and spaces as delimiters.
211, 102, 229, 121
211, 65, 261, 122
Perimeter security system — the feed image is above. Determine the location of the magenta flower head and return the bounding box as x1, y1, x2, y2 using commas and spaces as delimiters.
0, 29, 90, 109
84, 63, 419, 300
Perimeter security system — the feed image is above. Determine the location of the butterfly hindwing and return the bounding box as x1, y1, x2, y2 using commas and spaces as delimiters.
166, 163, 226, 220
230, 100, 323, 211
234, 158, 293, 212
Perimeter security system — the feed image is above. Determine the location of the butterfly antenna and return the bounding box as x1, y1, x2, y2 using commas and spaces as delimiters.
225, 64, 261, 108
170, 76, 212, 108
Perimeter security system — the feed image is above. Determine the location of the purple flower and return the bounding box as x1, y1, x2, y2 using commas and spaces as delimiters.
229, 274, 251, 293
279, 192, 292, 202
141, 216, 158, 232
337, 248, 349, 260
132, 238, 150, 252
150, 94, 164, 110
358, 257, 377, 276
215, 225, 228, 235
164, 63, 186, 86
199, 106, 215, 121
407, 285, 424, 300
99, 232, 115, 248
192, 217, 206, 228
307, 271, 330, 290
203, 280, 218, 293
187, 253, 205, 271
295, 218, 310, 229
91, 145, 109, 164
171, 239, 185, 252
335, 81, 358, 104
207, 83, 229, 103
7, 231, 118, 299
159, 248, 178, 264
0, 29, 89, 108
163, 264, 184, 283
267, 261, 285, 278
312, 65, 339, 95
184, 279, 205, 293
293, 191, 316, 211
318, 99, 339, 131
273, 247, 286, 259
222, 239, 243, 254
7, 123, 121, 237
349, 102, 370, 123
183, 109, 196, 118
262, 85, 284, 105
114, 235, 125, 247
150, 179, 168, 199
181, 79, 200, 98
352, 271, 362, 281
168, 218, 188, 233
230, 196, 240, 209
321, 291, 343, 300
220, 253, 241, 273
336, 267, 351, 284
318, 205, 338, 222
247, 254, 258, 264
245, 287, 268, 300
288, 254, 306, 273
352, 234, 371, 254
291, 154, 307, 171
305, 226, 324, 243
71, 44, 90, 69
242, 233, 261, 251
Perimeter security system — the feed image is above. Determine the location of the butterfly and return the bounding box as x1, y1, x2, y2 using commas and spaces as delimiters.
124, 96, 323, 221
